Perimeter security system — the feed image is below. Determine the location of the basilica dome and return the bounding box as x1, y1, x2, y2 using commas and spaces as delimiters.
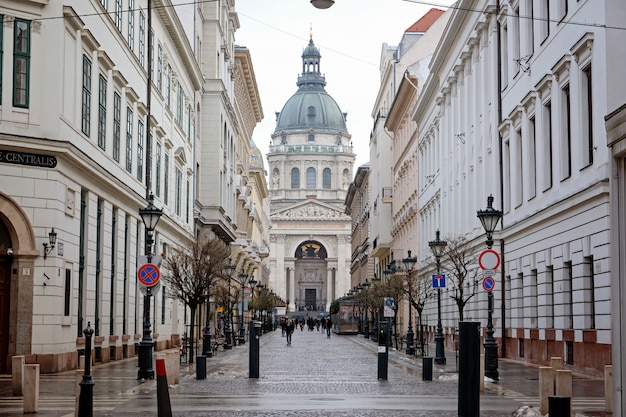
274, 37, 348, 134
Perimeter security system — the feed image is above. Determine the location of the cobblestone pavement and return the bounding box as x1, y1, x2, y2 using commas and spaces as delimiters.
0, 327, 608, 416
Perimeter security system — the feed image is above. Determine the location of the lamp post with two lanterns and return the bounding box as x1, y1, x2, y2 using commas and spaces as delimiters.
476, 195, 503, 380
428, 230, 447, 365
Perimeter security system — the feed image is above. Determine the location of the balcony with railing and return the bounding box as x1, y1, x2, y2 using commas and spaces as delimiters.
268, 144, 353, 154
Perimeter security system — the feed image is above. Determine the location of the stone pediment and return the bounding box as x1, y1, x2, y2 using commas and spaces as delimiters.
271, 200, 348, 221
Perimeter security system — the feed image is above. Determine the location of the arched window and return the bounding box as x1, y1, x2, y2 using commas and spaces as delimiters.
306, 167, 316, 189
291, 167, 300, 189
323, 168, 331, 189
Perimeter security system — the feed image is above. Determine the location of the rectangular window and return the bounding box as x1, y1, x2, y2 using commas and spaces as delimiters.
150, 31, 155, 79
561, 84, 572, 180
155, 142, 162, 197
186, 179, 190, 223
528, 117, 536, 199
565, 261, 573, 328
175, 168, 182, 216
164, 153, 170, 205
137, 119, 144, 181
115, 0, 123, 32
543, 101, 553, 191
582, 65, 593, 166
584, 255, 596, 329
504, 139, 511, 212
126, 107, 133, 172
0, 15, 4, 104
14, 19, 30, 108
187, 104, 191, 141
500, 23, 509, 88
113, 92, 121, 162
98, 74, 107, 149
64, 268, 71, 316
81, 55, 92, 136
177, 83, 183, 124
139, 12, 145, 67
515, 128, 523, 206
546, 266, 554, 328
166, 64, 172, 108
558, 0, 568, 21
512, 5, 521, 73
542, 1, 551, 41
127, 0, 134, 50
157, 44, 163, 92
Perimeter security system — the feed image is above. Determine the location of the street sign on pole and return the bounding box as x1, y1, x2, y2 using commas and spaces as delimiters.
384, 297, 395, 318
432, 274, 446, 289
478, 249, 501, 270
482, 276, 495, 292
137, 263, 160, 287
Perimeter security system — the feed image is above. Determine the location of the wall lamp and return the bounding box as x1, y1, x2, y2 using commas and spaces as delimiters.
311, 0, 334, 8
43, 228, 57, 259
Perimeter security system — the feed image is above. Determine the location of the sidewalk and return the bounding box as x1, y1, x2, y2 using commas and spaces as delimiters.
0, 331, 609, 416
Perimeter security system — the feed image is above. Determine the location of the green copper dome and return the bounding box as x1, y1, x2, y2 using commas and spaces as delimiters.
274, 37, 348, 134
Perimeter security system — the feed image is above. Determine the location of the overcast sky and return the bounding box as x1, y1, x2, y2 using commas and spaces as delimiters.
234, 0, 456, 171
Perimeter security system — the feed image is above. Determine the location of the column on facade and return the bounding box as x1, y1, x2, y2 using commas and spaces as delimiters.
288, 266, 295, 312
326, 267, 334, 311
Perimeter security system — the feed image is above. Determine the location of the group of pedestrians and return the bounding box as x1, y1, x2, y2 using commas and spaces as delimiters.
280, 316, 333, 345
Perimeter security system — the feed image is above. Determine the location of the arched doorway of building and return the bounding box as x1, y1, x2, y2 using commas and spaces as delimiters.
0, 218, 13, 373
294, 240, 328, 313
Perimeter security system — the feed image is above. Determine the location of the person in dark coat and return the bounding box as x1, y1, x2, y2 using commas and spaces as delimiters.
325, 316, 332, 338
285, 319, 295, 345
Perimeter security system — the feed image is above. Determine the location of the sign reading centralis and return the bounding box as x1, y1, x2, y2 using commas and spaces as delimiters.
0, 149, 57, 168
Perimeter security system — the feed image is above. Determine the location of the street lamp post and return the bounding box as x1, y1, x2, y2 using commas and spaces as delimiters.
477, 194, 503, 381
249, 277, 257, 320
137, 194, 163, 380
362, 279, 370, 339
238, 272, 248, 344
403, 250, 417, 356
223, 263, 236, 349
428, 230, 447, 365
202, 291, 212, 357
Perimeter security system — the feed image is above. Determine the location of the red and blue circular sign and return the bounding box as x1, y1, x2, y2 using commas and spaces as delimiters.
137, 263, 160, 287
482, 276, 495, 292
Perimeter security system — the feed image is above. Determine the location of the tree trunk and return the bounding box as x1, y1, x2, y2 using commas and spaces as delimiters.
189, 305, 196, 364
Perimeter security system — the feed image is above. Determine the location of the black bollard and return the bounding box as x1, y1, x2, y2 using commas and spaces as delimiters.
458, 321, 480, 417
549, 396, 571, 417
78, 322, 94, 417
249, 321, 261, 378
195, 356, 206, 380
156, 358, 173, 417
377, 321, 389, 380
422, 357, 433, 381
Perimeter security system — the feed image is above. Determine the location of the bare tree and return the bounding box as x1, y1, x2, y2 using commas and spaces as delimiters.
162, 237, 230, 363
441, 234, 480, 322
404, 269, 431, 355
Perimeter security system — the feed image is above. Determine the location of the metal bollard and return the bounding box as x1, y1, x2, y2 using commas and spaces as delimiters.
548, 396, 571, 417
195, 356, 207, 380
249, 321, 262, 378
458, 321, 480, 417
422, 357, 433, 381
78, 322, 95, 417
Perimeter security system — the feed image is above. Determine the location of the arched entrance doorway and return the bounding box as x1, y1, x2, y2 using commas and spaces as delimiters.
0, 192, 37, 373
294, 240, 328, 313
0, 219, 12, 373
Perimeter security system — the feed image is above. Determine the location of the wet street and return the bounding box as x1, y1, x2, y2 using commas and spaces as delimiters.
0, 327, 607, 416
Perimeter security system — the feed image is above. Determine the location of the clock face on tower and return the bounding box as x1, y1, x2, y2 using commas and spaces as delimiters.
295, 240, 327, 260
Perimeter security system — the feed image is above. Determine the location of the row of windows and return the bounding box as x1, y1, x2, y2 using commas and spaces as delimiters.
96, 0, 193, 133
0, 16, 30, 108
290, 167, 332, 189
78, 50, 190, 221
502, 48, 593, 212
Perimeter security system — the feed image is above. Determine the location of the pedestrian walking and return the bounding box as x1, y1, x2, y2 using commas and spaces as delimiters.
285, 319, 295, 345
325, 316, 332, 338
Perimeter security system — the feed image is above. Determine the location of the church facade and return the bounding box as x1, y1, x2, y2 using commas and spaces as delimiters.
267, 37, 354, 313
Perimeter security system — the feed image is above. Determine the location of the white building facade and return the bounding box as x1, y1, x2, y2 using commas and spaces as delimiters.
0, 0, 202, 373
413, 0, 626, 384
